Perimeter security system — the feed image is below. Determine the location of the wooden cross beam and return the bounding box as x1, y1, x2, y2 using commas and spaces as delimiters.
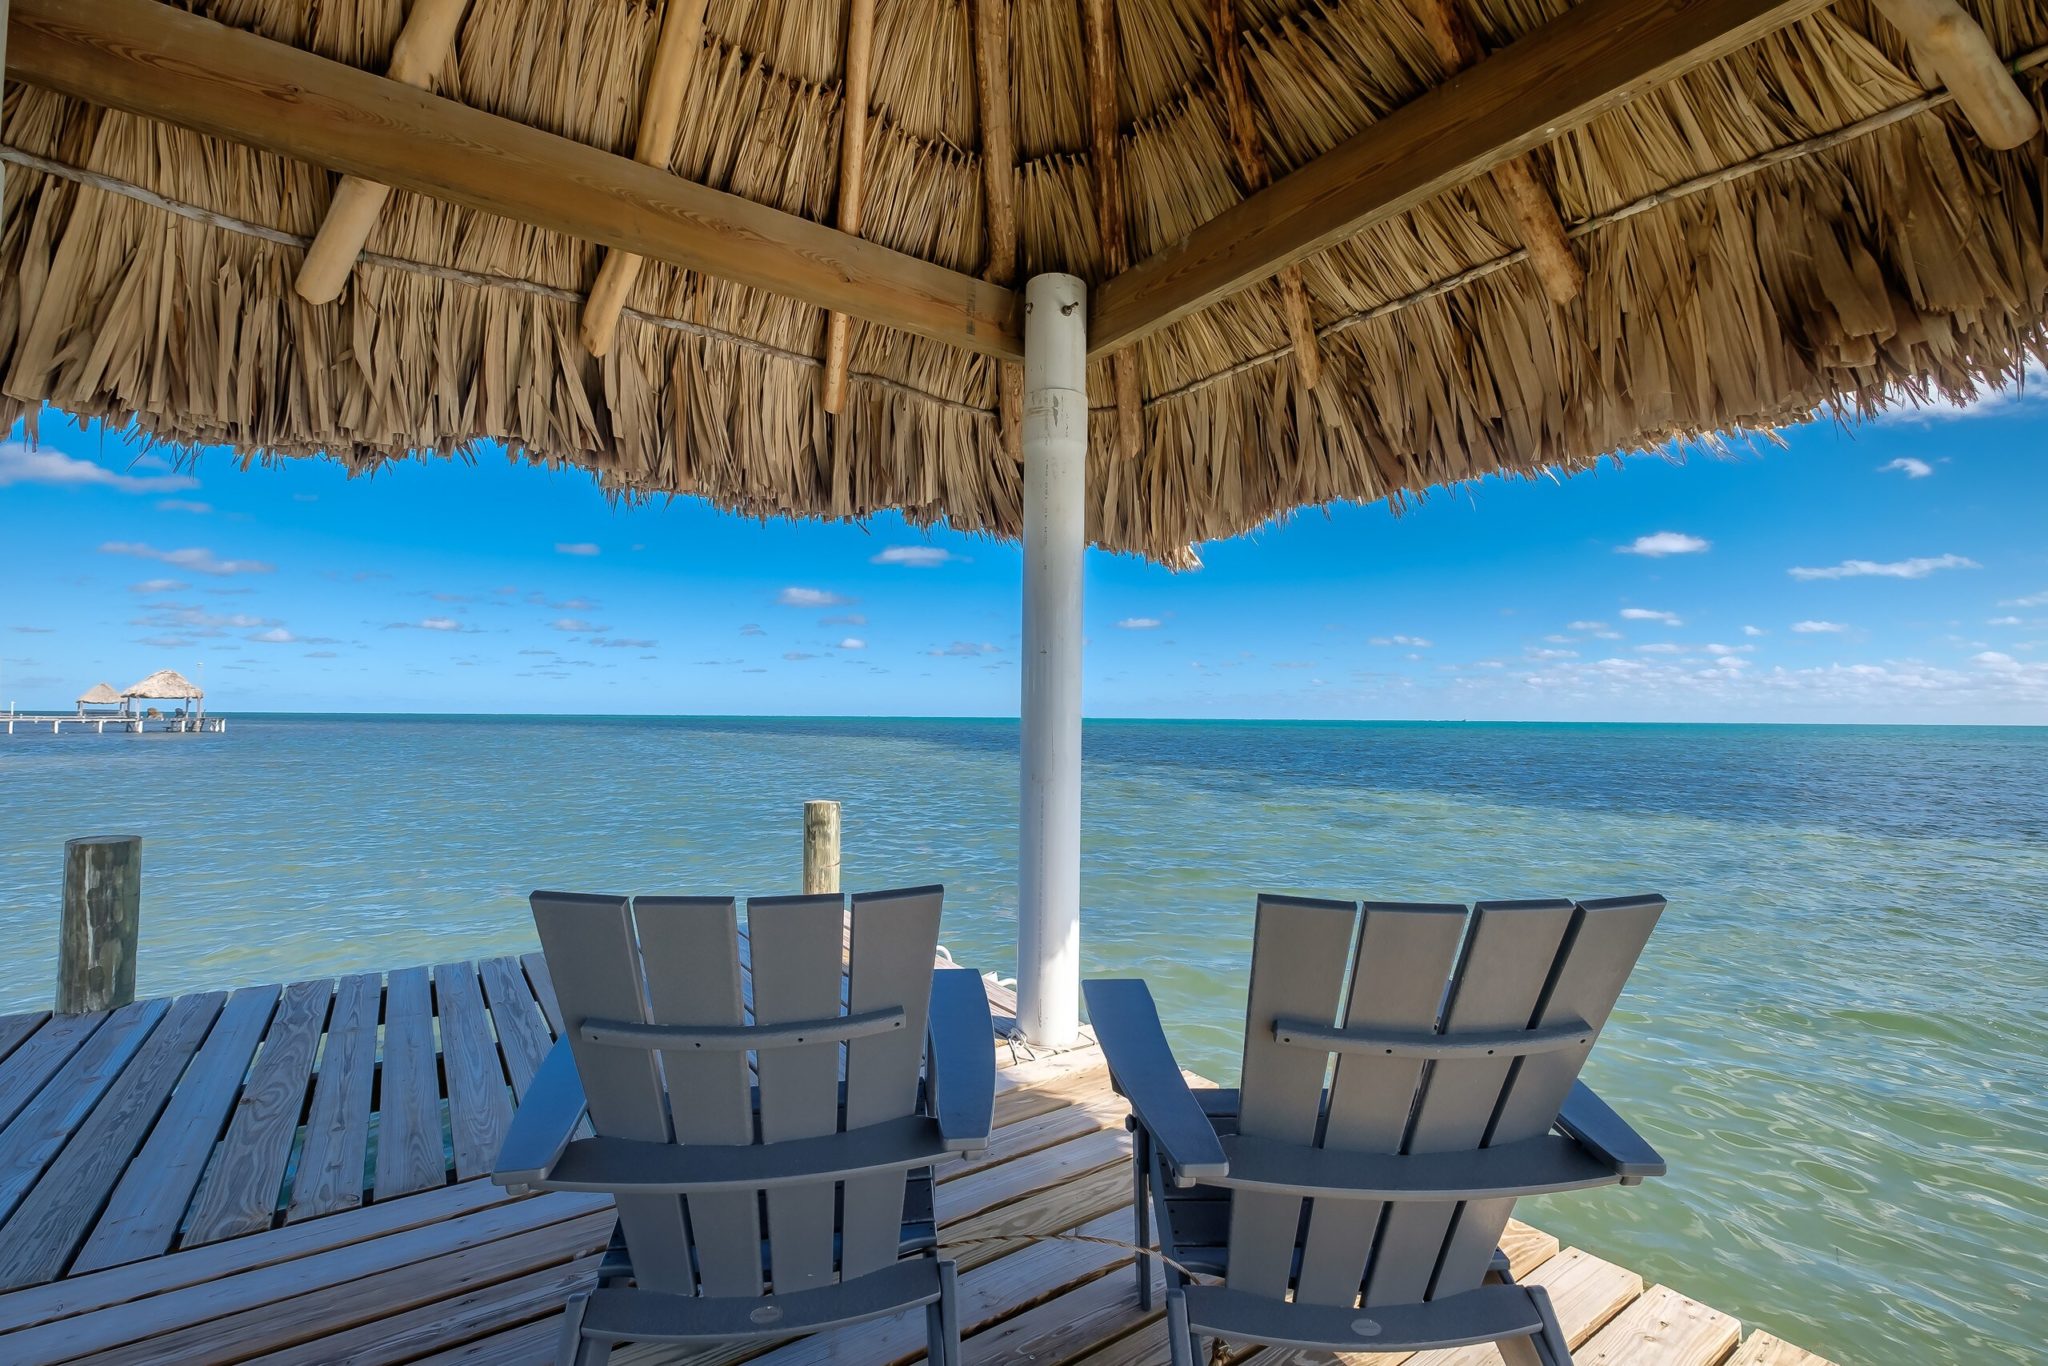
580, 0, 712, 358
1087, 0, 1827, 358
822, 0, 878, 416
1870, 0, 2040, 149
972, 0, 1024, 465
5, 0, 1024, 360
295, 0, 469, 304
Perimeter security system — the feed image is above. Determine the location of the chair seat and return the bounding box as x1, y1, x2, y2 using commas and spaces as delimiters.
582, 1255, 946, 1344
1180, 1280, 1547, 1353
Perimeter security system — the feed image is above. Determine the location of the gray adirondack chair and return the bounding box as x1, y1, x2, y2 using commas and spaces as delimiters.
1085, 894, 1667, 1366
494, 884, 996, 1366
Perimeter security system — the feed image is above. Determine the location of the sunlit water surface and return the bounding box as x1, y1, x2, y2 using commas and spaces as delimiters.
1, 717, 2042, 1362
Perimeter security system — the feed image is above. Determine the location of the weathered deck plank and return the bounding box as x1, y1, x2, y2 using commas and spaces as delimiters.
375, 966, 447, 1200
69, 984, 279, 1273
0, 992, 222, 1288
0, 1000, 168, 1227
286, 972, 381, 1222
0, 1012, 108, 1132
0, 958, 1834, 1366
182, 979, 330, 1246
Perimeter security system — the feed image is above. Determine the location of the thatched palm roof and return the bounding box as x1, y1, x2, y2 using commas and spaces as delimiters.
76, 682, 122, 706
122, 669, 203, 701
2, 0, 2045, 561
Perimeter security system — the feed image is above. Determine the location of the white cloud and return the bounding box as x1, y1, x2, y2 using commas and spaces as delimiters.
871, 546, 965, 567
156, 499, 212, 514
783, 651, 817, 662
1742, 624, 1766, 637
1619, 608, 1682, 626
1117, 617, 1163, 630
1879, 457, 1932, 479
1792, 620, 1848, 633
778, 587, 854, 608
550, 617, 606, 633
0, 442, 200, 492
129, 579, 189, 594
555, 542, 601, 556
1370, 634, 1433, 647
1617, 531, 1711, 557
740, 624, 766, 637
251, 627, 296, 644
821, 613, 867, 626
99, 543, 274, 576
1527, 647, 1579, 660
1636, 643, 1684, 655
2000, 589, 2048, 608
1704, 643, 1755, 656
929, 641, 998, 657
1565, 620, 1622, 639
1879, 360, 2047, 422
1988, 616, 2024, 627
839, 637, 867, 650
1788, 553, 1978, 581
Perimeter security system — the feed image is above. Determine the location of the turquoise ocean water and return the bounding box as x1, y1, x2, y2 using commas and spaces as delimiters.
1, 716, 2042, 1361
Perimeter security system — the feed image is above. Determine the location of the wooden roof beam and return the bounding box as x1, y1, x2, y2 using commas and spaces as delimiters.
580, 0, 711, 358
972, 0, 1024, 464
822, 0, 877, 415
1206, 0, 1320, 390
1084, 0, 1143, 460
295, 0, 469, 304
1870, 0, 2039, 149
6, 0, 1023, 360
1088, 0, 1826, 358
1411, 0, 1583, 306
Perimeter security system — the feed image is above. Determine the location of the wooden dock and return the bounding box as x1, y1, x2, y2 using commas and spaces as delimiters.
0, 956, 1835, 1365
3, 714, 226, 735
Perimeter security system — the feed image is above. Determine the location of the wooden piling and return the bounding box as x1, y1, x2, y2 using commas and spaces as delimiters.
803, 800, 841, 894
57, 836, 142, 1014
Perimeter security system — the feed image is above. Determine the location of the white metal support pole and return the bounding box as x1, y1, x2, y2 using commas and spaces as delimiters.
1016, 273, 1087, 1048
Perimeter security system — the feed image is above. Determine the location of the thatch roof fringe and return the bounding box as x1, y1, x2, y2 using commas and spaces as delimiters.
10, 38, 2039, 429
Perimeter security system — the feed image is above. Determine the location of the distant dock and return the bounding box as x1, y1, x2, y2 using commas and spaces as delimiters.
3, 713, 226, 736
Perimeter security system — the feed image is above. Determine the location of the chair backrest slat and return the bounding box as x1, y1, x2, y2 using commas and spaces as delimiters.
838, 885, 945, 1278
530, 892, 695, 1294
1428, 895, 1665, 1298
748, 893, 849, 1293
635, 895, 762, 1297
1224, 894, 1356, 1298
1292, 903, 1467, 1306
1360, 899, 1577, 1307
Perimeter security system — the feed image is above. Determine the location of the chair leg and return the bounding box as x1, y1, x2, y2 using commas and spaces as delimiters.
932, 1257, 962, 1366
1132, 1125, 1154, 1311
1530, 1284, 1574, 1366
1165, 1288, 1196, 1366
556, 1292, 610, 1366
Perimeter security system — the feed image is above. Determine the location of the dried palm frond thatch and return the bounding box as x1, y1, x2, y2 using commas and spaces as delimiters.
2, 0, 2046, 562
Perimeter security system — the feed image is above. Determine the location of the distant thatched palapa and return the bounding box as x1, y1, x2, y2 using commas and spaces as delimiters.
75, 683, 123, 707
121, 670, 204, 702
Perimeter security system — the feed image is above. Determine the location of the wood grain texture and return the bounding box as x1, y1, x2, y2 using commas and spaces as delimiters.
432, 963, 512, 1183
285, 972, 380, 1222
477, 956, 553, 1101
580, 0, 712, 356
373, 966, 447, 1200
1572, 1283, 1743, 1365
0, 999, 166, 1229
181, 980, 330, 1246
1728, 1330, 1840, 1365
1090, 0, 1825, 355
7, 0, 1023, 360
56, 836, 141, 1015
0, 992, 219, 1290
822, 0, 878, 415
972, 0, 1024, 464
0, 1012, 105, 1133
69, 985, 279, 1274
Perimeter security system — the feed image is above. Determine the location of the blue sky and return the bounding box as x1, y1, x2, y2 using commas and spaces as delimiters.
3, 377, 2045, 723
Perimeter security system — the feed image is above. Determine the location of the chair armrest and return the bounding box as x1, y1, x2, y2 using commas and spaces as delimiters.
927, 968, 996, 1152
1555, 1079, 1666, 1184
1082, 978, 1228, 1184
493, 1037, 588, 1190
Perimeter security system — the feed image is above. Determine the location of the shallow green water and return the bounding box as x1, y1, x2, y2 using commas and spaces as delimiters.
1, 716, 2042, 1362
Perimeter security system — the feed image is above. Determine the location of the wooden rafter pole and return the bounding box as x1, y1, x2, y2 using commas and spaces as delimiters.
295, 0, 470, 304
1870, 0, 2039, 149
581, 0, 711, 357
7, 0, 1023, 359
1088, 0, 1825, 358
1412, 0, 1583, 306
972, 0, 1024, 464
1082, 0, 1143, 460
822, 0, 878, 415
1205, 0, 1319, 390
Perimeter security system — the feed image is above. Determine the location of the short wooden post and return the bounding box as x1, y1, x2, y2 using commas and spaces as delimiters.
57, 836, 142, 1014
803, 800, 841, 895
